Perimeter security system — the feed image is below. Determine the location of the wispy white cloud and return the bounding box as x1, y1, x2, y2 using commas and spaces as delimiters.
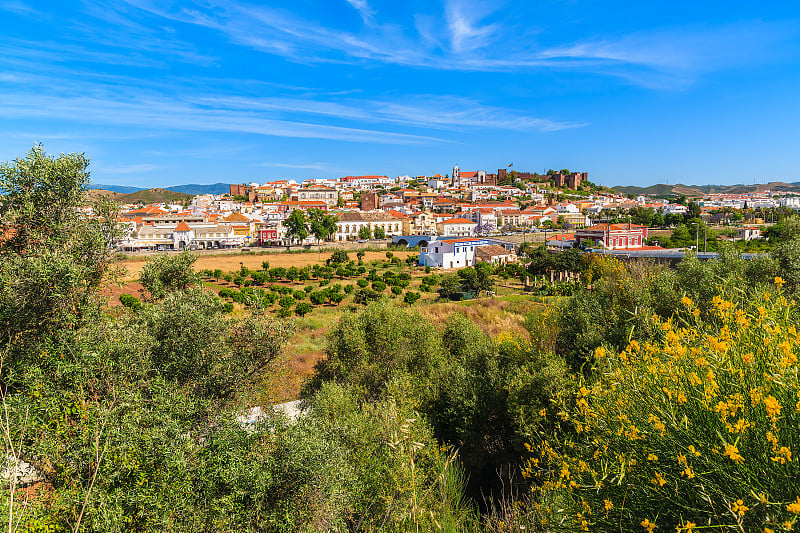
345, 0, 375, 23
0, 90, 446, 145
116, 0, 798, 88
0, 1, 41, 18
191, 94, 584, 132
444, 0, 500, 54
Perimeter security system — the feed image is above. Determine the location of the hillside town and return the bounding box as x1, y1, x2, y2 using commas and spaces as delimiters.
111, 164, 798, 267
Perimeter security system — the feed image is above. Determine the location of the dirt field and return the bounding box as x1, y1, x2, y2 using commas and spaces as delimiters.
117, 250, 414, 281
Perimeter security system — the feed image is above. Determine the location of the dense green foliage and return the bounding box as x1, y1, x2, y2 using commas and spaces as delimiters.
4, 146, 800, 532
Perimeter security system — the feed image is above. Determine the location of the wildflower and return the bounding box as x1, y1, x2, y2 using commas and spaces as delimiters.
651, 471, 667, 487
677, 521, 696, 532
732, 418, 751, 434
787, 496, 800, 514
681, 466, 695, 479
764, 395, 782, 418
732, 499, 749, 517
641, 518, 656, 532
688, 445, 700, 457
604, 499, 613, 511
758, 493, 768, 505
775, 276, 786, 288
692, 308, 700, 317
724, 443, 744, 464
647, 453, 659, 462
772, 447, 792, 465
681, 295, 693, 308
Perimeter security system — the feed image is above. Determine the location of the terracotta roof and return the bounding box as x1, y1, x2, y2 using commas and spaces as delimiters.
338, 211, 399, 222
475, 244, 514, 257
175, 221, 191, 232
223, 212, 250, 222
441, 217, 476, 225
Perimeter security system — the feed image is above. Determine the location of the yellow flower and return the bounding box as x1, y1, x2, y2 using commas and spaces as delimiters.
651, 471, 667, 487
641, 518, 656, 532
772, 446, 792, 465
764, 395, 782, 418
677, 521, 696, 532
775, 276, 786, 287
692, 308, 700, 317
681, 295, 693, 307
732, 499, 749, 517
594, 346, 607, 359
787, 496, 800, 514
604, 499, 613, 511
681, 466, 695, 479
688, 445, 700, 457
647, 453, 659, 462
724, 443, 744, 464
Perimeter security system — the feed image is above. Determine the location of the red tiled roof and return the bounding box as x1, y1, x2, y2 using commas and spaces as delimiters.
175, 221, 191, 232
441, 237, 484, 244
441, 217, 476, 225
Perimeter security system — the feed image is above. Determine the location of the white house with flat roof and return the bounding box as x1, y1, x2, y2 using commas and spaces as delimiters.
419, 237, 515, 269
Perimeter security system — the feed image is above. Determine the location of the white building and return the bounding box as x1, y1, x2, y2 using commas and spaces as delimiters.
437, 217, 478, 237
122, 222, 244, 251
419, 237, 515, 269
335, 211, 403, 241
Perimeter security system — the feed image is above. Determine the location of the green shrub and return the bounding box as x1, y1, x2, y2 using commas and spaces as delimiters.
119, 293, 142, 311
403, 291, 420, 305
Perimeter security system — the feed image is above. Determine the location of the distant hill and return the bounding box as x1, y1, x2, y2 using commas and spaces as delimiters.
89, 184, 145, 194
613, 181, 800, 196
89, 182, 231, 195
115, 188, 192, 204
167, 183, 231, 195
87, 189, 126, 202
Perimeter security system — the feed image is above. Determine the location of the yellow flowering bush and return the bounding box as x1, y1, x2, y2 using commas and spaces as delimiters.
529, 285, 800, 531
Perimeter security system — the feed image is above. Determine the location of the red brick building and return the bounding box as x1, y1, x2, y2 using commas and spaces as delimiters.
574, 223, 649, 249
360, 192, 378, 211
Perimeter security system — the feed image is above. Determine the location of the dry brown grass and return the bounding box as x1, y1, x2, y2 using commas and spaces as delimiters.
117, 250, 414, 281
421, 296, 541, 337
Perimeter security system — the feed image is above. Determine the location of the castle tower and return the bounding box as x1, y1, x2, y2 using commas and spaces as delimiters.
452, 165, 460, 187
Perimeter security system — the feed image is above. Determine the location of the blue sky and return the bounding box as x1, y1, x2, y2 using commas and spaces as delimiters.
1, 1, 799, 187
